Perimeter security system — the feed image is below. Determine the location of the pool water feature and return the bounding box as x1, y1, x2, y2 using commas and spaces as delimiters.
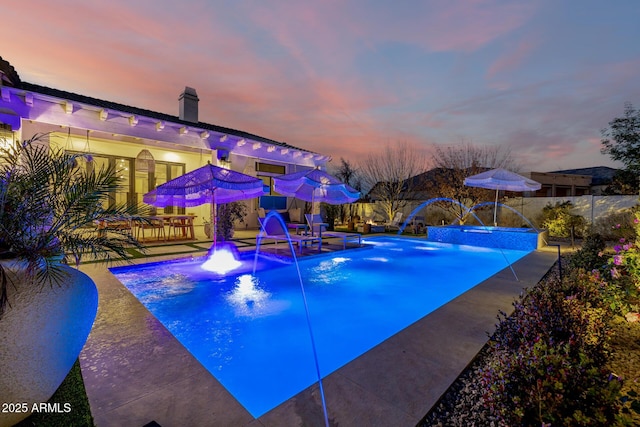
110, 237, 532, 418
426, 225, 548, 251
201, 242, 244, 274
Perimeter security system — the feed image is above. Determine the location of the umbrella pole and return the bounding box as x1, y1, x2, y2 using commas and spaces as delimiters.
211, 194, 217, 249
311, 192, 316, 236
494, 189, 498, 226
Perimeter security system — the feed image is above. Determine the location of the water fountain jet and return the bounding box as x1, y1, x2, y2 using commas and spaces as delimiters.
254, 211, 330, 427
201, 242, 243, 275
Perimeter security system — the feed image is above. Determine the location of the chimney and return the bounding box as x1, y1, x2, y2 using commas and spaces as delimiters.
179, 86, 199, 123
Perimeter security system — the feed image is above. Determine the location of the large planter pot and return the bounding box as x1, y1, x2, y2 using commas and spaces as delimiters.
0, 263, 98, 427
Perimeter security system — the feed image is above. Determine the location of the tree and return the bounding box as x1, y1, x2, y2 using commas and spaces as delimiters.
329, 157, 362, 224
601, 103, 640, 195
603, 168, 639, 195
358, 141, 430, 222
427, 143, 518, 222
601, 102, 640, 175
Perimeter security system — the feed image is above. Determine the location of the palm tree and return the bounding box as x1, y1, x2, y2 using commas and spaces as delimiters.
0, 133, 147, 318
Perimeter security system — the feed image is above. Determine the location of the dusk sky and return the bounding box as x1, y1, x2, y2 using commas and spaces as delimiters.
4, 1, 639, 172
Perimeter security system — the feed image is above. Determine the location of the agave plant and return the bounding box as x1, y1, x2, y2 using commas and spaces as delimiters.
0, 133, 147, 318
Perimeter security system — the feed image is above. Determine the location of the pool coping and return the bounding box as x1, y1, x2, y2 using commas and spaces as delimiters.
78, 243, 559, 426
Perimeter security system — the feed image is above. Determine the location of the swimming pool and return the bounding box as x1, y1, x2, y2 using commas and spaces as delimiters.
110, 236, 531, 418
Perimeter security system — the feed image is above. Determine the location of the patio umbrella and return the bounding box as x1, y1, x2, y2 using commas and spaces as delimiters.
463, 168, 541, 226
273, 168, 360, 229
143, 162, 264, 246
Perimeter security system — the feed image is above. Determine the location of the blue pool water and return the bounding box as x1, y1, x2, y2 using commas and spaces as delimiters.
110, 236, 531, 417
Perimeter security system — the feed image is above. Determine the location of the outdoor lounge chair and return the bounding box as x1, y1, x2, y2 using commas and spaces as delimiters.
305, 214, 362, 250
259, 209, 308, 235
258, 217, 321, 254
384, 212, 403, 231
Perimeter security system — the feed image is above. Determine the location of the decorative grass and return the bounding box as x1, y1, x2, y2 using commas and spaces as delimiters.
15, 359, 94, 427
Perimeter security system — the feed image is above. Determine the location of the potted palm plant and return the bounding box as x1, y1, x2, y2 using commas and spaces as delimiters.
0, 134, 147, 427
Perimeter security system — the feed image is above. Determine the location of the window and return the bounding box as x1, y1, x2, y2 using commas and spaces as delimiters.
256, 162, 285, 174
70, 153, 121, 209
136, 160, 186, 214
259, 176, 279, 196
0, 124, 14, 150
256, 162, 287, 209
69, 150, 185, 212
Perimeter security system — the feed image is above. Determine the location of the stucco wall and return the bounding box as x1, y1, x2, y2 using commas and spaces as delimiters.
360, 195, 639, 226
504, 195, 638, 224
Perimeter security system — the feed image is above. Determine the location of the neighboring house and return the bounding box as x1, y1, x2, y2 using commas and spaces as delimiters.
363, 166, 625, 222
368, 166, 620, 206
526, 171, 592, 197
548, 166, 619, 195
526, 167, 619, 197
0, 56, 330, 227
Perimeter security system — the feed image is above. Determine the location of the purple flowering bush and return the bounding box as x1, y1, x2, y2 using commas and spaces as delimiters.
606, 213, 640, 313
480, 270, 621, 426
481, 212, 640, 425
568, 232, 607, 273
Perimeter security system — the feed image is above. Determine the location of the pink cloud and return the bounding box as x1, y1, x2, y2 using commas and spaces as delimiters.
487, 40, 537, 81
2, 0, 636, 176
412, 0, 536, 52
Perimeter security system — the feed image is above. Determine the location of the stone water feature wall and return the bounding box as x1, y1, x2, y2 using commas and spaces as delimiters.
426, 226, 548, 250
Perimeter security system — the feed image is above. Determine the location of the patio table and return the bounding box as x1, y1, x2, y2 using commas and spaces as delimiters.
136, 215, 197, 241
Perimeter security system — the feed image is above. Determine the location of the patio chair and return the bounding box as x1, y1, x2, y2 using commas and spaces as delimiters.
135, 218, 166, 242
384, 212, 403, 232
96, 219, 133, 238
258, 217, 321, 254
305, 214, 362, 250
168, 216, 195, 240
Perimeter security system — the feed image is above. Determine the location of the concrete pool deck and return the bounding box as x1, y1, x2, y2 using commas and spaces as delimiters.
78, 231, 560, 426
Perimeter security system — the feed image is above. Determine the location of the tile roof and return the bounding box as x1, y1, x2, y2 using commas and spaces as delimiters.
549, 166, 618, 186
0, 56, 20, 86
17, 80, 314, 154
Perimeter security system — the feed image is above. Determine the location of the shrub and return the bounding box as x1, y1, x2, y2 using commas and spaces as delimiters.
500, 208, 532, 228
481, 271, 621, 426
593, 208, 638, 241
568, 232, 607, 272
424, 208, 456, 226
539, 201, 586, 238
606, 237, 640, 314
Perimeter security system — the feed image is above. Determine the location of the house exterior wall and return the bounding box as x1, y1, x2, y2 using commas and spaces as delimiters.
526, 171, 592, 197
0, 62, 332, 228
